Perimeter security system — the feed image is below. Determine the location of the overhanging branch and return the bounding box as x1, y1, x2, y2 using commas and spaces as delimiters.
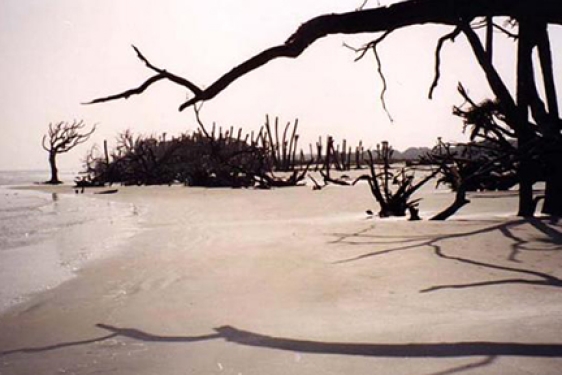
86, 0, 562, 111
428, 26, 462, 99
369, 30, 394, 121
85, 74, 165, 105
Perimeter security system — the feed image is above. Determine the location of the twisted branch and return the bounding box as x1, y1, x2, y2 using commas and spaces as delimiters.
428, 26, 462, 99
85, 46, 202, 105
86, 0, 562, 111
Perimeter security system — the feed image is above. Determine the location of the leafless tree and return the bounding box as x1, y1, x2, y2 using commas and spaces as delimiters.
42, 120, 96, 184
354, 142, 436, 219
88, 0, 562, 217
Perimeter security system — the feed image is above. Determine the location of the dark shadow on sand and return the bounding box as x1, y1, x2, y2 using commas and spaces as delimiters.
3, 324, 561, 359
330, 218, 562, 292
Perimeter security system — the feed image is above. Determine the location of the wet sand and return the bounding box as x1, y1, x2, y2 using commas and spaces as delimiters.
1, 180, 561, 374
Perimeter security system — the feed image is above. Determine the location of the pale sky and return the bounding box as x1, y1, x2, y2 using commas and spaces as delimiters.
1, 0, 561, 171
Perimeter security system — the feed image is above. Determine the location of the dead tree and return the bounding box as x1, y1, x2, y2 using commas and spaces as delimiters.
42, 120, 96, 184
88, 0, 562, 217
317, 135, 352, 186
354, 143, 436, 218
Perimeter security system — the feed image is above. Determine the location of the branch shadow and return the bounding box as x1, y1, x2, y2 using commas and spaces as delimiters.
421, 243, 562, 293
3, 324, 561, 360
427, 356, 496, 375
505, 217, 562, 262
331, 218, 562, 292
0, 325, 220, 357
0, 333, 119, 356
211, 325, 562, 358
333, 220, 522, 264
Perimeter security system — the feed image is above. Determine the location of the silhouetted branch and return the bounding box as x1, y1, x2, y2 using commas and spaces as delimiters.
88, 0, 562, 110
132, 45, 203, 95
429, 26, 462, 99
460, 22, 521, 130
85, 74, 166, 104
85, 46, 203, 105
43, 120, 96, 154
492, 22, 519, 39
371, 31, 394, 121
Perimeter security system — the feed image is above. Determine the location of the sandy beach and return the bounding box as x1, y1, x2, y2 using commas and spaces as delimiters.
1, 180, 561, 374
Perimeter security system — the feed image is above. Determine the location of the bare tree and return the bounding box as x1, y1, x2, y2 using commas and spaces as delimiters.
354, 143, 436, 219
88, 0, 562, 217
42, 120, 96, 184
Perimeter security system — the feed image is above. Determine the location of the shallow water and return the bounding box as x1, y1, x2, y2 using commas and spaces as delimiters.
0, 170, 141, 314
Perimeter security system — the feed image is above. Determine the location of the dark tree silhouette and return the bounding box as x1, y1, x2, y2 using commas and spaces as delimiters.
89, 0, 562, 217
42, 120, 96, 184
354, 142, 436, 219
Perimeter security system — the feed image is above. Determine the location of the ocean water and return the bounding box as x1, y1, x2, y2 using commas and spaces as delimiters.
0, 170, 141, 313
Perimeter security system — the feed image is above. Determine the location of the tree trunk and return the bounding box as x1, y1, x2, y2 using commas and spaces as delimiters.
516, 19, 537, 217
517, 156, 536, 216
535, 24, 562, 216
47, 152, 61, 184
431, 186, 470, 221
542, 146, 562, 215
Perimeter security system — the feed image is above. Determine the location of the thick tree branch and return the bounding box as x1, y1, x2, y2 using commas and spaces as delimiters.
486, 17, 494, 61
88, 0, 562, 111
536, 24, 559, 120
460, 22, 523, 134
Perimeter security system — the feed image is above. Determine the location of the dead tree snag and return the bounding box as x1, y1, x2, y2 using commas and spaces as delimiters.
42, 120, 96, 184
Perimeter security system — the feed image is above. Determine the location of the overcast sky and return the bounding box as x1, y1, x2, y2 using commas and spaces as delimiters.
1, 0, 561, 171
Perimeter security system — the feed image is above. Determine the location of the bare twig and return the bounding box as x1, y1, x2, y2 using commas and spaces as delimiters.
349, 30, 395, 122
493, 23, 519, 39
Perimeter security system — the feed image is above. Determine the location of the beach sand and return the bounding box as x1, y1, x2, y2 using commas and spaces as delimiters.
1, 180, 561, 374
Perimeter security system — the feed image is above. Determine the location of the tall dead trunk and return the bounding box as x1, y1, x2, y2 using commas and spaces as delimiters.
516, 18, 537, 217
535, 24, 562, 216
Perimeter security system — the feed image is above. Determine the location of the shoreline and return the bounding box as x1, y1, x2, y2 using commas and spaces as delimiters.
1, 182, 561, 374
0, 180, 525, 316
0, 184, 142, 315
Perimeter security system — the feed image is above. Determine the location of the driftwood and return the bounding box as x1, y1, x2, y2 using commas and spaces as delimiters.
95, 189, 119, 195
